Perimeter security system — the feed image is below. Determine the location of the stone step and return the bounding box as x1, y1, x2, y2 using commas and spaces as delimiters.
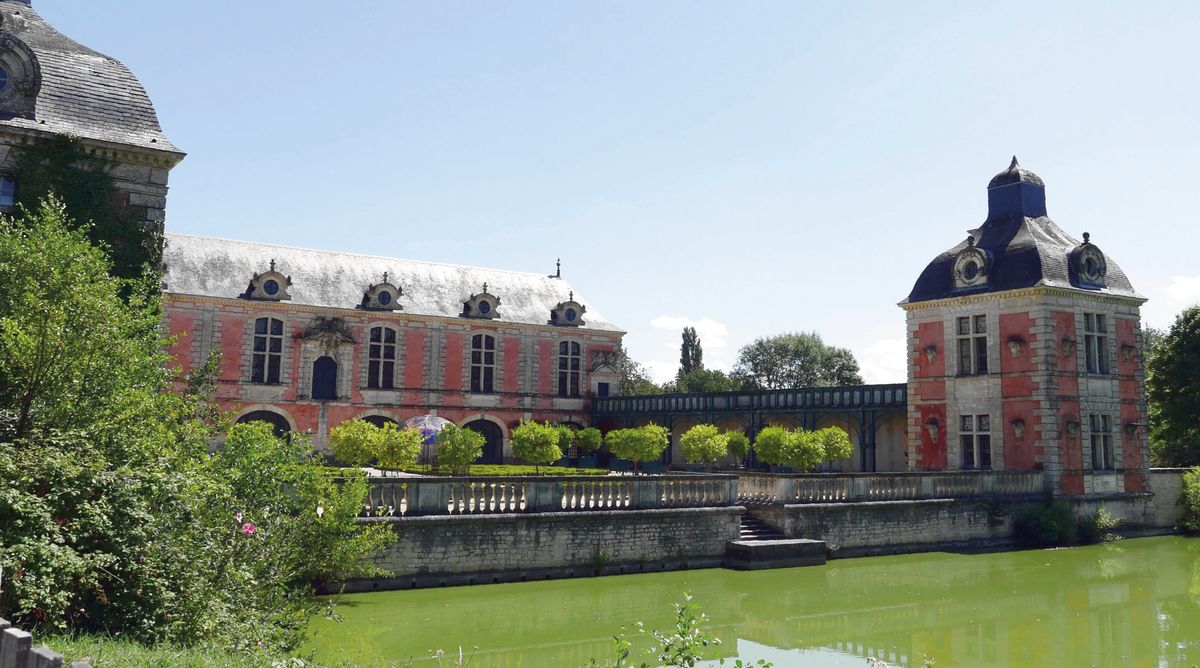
723, 539, 828, 570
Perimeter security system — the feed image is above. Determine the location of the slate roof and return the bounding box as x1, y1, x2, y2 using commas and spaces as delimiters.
904, 160, 1143, 304
0, 0, 181, 155
162, 233, 624, 333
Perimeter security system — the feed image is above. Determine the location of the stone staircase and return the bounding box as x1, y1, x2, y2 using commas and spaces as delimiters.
723, 513, 827, 570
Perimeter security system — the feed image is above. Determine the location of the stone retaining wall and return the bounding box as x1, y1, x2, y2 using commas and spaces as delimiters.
343, 506, 742, 592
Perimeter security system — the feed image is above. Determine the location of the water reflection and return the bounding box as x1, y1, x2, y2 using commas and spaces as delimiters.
306, 537, 1200, 667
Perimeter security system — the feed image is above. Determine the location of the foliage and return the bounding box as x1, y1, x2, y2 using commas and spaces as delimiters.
679, 327, 703, 376
577, 427, 604, 455
751, 426, 792, 467
751, 426, 825, 471
1182, 467, 1200, 534
1012, 502, 1079, 547
46, 633, 308, 668
679, 424, 729, 464
557, 424, 575, 454
0, 200, 393, 657
11, 134, 159, 281
391, 464, 609, 477
374, 422, 425, 471
612, 343, 663, 396
435, 424, 486, 475
1080, 507, 1123, 544
725, 431, 750, 460
511, 420, 564, 473
328, 419, 378, 467
669, 368, 742, 394
605, 424, 670, 472
1148, 308, 1200, 466
815, 426, 854, 463
733, 331, 863, 389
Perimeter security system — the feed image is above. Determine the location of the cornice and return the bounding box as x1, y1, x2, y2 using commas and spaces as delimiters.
898, 286, 1147, 312
0, 126, 185, 168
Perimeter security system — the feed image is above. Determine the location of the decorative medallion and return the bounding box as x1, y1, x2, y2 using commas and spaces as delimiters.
951, 235, 990, 290
462, 282, 500, 319
0, 33, 40, 119
1070, 232, 1107, 288
243, 259, 292, 301
550, 291, 587, 327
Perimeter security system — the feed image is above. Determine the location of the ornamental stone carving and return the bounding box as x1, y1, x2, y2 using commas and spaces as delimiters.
462, 283, 500, 319
550, 291, 586, 327
361, 272, 402, 311
243, 259, 292, 301
951, 236, 990, 290
1070, 232, 1107, 288
0, 32, 41, 119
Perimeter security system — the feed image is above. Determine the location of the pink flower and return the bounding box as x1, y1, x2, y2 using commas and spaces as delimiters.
241, 522, 256, 537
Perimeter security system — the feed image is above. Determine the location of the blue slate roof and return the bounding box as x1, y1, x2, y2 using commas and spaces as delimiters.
903, 159, 1142, 304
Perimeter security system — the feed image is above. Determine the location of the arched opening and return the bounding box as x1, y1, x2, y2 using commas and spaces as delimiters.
236, 410, 291, 438
363, 415, 398, 428
463, 419, 503, 464
312, 356, 337, 400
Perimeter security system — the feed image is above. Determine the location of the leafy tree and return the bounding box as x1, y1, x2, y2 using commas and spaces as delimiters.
725, 431, 750, 460
733, 332, 863, 389
752, 426, 792, 467
612, 343, 663, 395
329, 419, 379, 467
374, 422, 424, 471
435, 423, 486, 474
605, 424, 670, 473
816, 426, 854, 463
556, 424, 575, 455
679, 326, 703, 376
1147, 307, 1200, 466
1182, 467, 1200, 534
11, 134, 159, 280
512, 420, 564, 474
673, 368, 741, 393
679, 424, 728, 464
577, 427, 603, 455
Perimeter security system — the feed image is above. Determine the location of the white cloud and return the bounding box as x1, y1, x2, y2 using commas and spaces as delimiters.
649, 315, 730, 350
856, 338, 907, 385
1143, 275, 1200, 329
642, 315, 734, 383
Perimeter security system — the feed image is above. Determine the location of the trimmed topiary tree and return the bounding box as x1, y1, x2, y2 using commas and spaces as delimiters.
435, 424, 486, 475
329, 419, 379, 467
725, 431, 750, 462
752, 426, 792, 468
605, 423, 670, 473
680, 423, 728, 465
786, 429, 826, 472
374, 422, 425, 472
576, 427, 603, 456
512, 420, 564, 475
815, 426, 854, 466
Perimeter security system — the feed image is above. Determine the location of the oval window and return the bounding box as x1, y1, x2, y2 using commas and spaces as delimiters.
263, 279, 280, 296
478, 300, 491, 315
1084, 257, 1096, 277
0, 67, 9, 93
378, 290, 392, 306
565, 308, 576, 322
963, 260, 979, 281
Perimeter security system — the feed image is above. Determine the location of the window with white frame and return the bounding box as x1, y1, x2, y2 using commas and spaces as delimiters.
470, 333, 495, 393
957, 315, 989, 376
1084, 312, 1110, 374
557, 341, 581, 397
960, 414, 992, 470
367, 326, 396, 389
1090, 414, 1113, 470
252, 317, 283, 384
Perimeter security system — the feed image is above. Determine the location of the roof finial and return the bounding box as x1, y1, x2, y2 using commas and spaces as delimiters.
569, 290, 574, 301
269, 258, 276, 272
382, 271, 389, 283
1083, 232, 1091, 244
967, 235, 975, 247
482, 282, 488, 293
556, 258, 561, 278
1009, 155, 1020, 170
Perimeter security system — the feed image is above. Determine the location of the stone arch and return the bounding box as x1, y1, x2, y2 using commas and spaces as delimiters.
234, 406, 295, 438
361, 414, 399, 428
461, 417, 505, 464
873, 412, 908, 472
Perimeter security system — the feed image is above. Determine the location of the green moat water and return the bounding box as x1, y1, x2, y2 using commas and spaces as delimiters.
306, 536, 1200, 667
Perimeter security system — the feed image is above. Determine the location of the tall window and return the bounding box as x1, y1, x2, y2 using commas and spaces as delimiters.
1090, 414, 1113, 470
368, 326, 396, 389
960, 414, 992, 470
1084, 312, 1110, 374
558, 341, 581, 397
957, 315, 988, 376
252, 317, 283, 384
470, 334, 495, 393
0, 174, 15, 207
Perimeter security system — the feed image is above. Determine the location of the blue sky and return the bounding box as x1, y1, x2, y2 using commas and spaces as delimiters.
40, 1, 1200, 383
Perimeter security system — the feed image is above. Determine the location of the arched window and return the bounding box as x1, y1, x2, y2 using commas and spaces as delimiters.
368, 326, 397, 389
236, 410, 291, 438
252, 317, 284, 384
557, 341, 581, 397
470, 334, 495, 393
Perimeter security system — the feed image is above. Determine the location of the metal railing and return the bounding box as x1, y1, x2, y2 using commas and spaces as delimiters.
590, 383, 907, 416
365, 473, 739, 517
737, 471, 1045, 505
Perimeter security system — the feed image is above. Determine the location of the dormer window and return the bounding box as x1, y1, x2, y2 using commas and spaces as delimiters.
1071, 233, 1107, 289
462, 283, 500, 319
952, 237, 990, 290
243, 259, 292, 301
0, 34, 41, 119
361, 273, 402, 311
550, 292, 587, 327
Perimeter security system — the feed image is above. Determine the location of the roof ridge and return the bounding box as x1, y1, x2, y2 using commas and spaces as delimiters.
164, 232, 563, 281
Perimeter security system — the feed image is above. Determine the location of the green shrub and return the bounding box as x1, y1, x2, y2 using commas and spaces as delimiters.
1080, 507, 1122, 544
374, 422, 424, 471
329, 419, 378, 467
605, 424, 669, 472
752, 426, 791, 466
680, 424, 728, 464
815, 426, 853, 463
511, 421, 564, 473
1182, 467, 1200, 533
725, 431, 750, 460
751, 427, 825, 471
435, 424, 486, 474
577, 427, 603, 455
1013, 501, 1078, 547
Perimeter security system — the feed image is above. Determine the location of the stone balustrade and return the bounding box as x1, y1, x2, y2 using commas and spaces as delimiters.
737, 471, 1045, 505
0, 619, 88, 668
365, 474, 739, 517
